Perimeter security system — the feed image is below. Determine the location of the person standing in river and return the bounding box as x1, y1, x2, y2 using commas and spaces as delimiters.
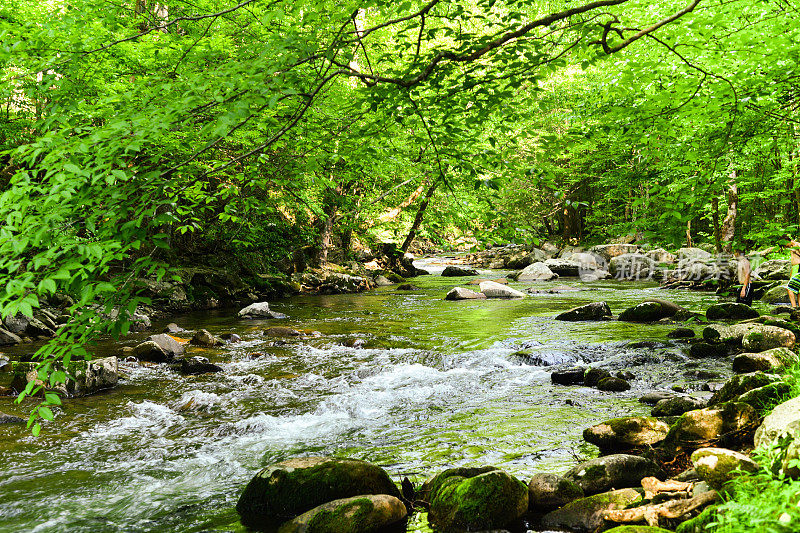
784, 235, 800, 308
734, 249, 753, 306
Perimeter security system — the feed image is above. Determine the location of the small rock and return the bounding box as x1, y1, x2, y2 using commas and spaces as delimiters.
691, 447, 759, 489
238, 302, 287, 319
555, 302, 612, 321
479, 280, 526, 298
132, 340, 168, 363
706, 303, 759, 321
445, 287, 487, 300
564, 454, 661, 495
441, 265, 479, 277
163, 323, 185, 334
584, 368, 611, 387
668, 328, 696, 339
264, 327, 302, 337
179, 356, 223, 375
276, 494, 408, 533
517, 262, 559, 281
528, 473, 584, 513
597, 377, 631, 392
583, 417, 669, 452
639, 391, 677, 405
616, 370, 635, 380
190, 329, 222, 347
219, 333, 241, 343
652, 397, 706, 417
397, 284, 420, 291
551, 367, 586, 385
0, 411, 25, 423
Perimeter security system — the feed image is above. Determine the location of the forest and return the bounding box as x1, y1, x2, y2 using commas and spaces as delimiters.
3, 0, 800, 532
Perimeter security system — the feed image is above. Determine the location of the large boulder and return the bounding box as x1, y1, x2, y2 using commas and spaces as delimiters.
708, 371, 782, 406
583, 417, 669, 452
555, 302, 612, 321
566, 252, 600, 270
741, 325, 795, 352
445, 287, 487, 301
544, 258, 581, 277
691, 447, 759, 489
589, 244, 639, 262
735, 382, 790, 409
564, 454, 661, 495
677, 248, 713, 262
755, 396, 800, 450
662, 403, 759, 453
479, 281, 525, 299
238, 302, 287, 319
276, 494, 408, 533
423, 467, 528, 532
754, 259, 792, 281
541, 488, 643, 532
645, 248, 677, 264
442, 265, 479, 277
618, 299, 683, 322
762, 285, 790, 304
527, 473, 584, 513
10, 357, 118, 397
236, 457, 401, 530
702, 323, 761, 344
147, 333, 185, 358
609, 254, 655, 280
705, 303, 759, 321
517, 262, 558, 282
732, 347, 798, 374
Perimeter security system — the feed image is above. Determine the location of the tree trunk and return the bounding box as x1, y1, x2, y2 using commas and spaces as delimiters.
712, 196, 721, 253
401, 180, 438, 253
720, 171, 738, 254
686, 219, 693, 248
318, 213, 335, 266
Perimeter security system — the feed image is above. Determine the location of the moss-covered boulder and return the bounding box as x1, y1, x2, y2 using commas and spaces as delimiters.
276, 494, 407, 533
651, 397, 706, 417
708, 372, 781, 406
564, 454, 661, 495
667, 327, 696, 339
583, 417, 669, 452
597, 376, 631, 392
732, 347, 798, 374
584, 367, 612, 387
741, 326, 795, 352
674, 504, 718, 533
527, 473, 584, 513
236, 457, 401, 530
706, 303, 759, 321
701, 322, 760, 344
735, 382, 790, 410
618, 299, 683, 323
555, 302, 612, 321
540, 488, 643, 532
605, 526, 674, 533
423, 467, 528, 532
690, 447, 760, 489
661, 403, 759, 453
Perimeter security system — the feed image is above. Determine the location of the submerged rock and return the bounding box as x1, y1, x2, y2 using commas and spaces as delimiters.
276, 494, 407, 533
541, 488, 643, 532
555, 302, 612, 321
441, 265, 479, 277
479, 281, 525, 299
527, 473, 584, 513
583, 417, 669, 452
445, 287, 486, 301
423, 466, 528, 532
236, 457, 401, 530
691, 447, 759, 489
705, 303, 759, 321
265, 327, 302, 337
238, 301, 287, 319
179, 356, 223, 375
564, 454, 661, 495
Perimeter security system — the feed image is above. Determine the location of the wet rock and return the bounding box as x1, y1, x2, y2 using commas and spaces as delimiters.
618, 299, 683, 322
691, 447, 759, 489
397, 284, 420, 291
0, 328, 22, 346
219, 333, 241, 343
163, 323, 185, 334
662, 402, 759, 453
441, 265, 479, 277
479, 280, 525, 299
510, 350, 576, 366
639, 391, 677, 405
564, 454, 660, 495
754, 259, 792, 280
265, 327, 302, 337
132, 341, 169, 363
597, 377, 631, 392
688, 342, 728, 359
555, 302, 612, 321
148, 333, 185, 358
541, 488, 643, 532
527, 473, 584, 513
11, 357, 118, 397
180, 356, 223, 375
238, 302, 287, 319
667, 327, 695, 339
732, 347, 797, 374
445, 287, 486, 301
424, 467, 528, 532
551, 367, 586, 385
702, 322, 760, 344
0, 411, 24, 423
616, 370, 635, 381
189, 329, 222, 347
583, 417, 669, 452
276, 494, 407, 533
705, 303, 759, 321
544, 258, 582, 277
652, 397, 706, 417
236, 457, 401, 530
128, 313, 151, 332
585, 368, 612, 387
341, 338, 366, 348
708, 371, 781, 406
516, 262, 558, 282
741, 325, 795, 352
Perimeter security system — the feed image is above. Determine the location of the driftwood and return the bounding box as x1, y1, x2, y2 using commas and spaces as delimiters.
641, 476, 693, 499
603, 490, 719, 527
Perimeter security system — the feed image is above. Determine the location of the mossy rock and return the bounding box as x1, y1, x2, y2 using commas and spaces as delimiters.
527, 473, 584, 513
540, 488, 643, 532
605, 526, 674, 533
583, 416, 669, 452
741, 326, 795, 352
662, 402, 759, 453
708, 371, 781, 406
706, 303, 759, 321
597, 376, 631, 392
584, 367, 612, 387
425, 467, 528, 532
236, 457, 401, 530
690, 447, 760, 489
276, 494, 407, 533
564, 454, 661, 495
735, 382, 790, 411
732, 347, 797, 374
618, 299, 682, 323
674, 504, 718, 533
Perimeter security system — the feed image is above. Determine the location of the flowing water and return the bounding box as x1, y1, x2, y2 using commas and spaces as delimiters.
0, 259, 739, 532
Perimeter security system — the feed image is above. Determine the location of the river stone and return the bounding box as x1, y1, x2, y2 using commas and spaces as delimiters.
762, 285, 790, 304
445, 287, 486, 300
597, 377, 631, 392
667, 327, 696, 339
708, 371, 781, 406
566, 252, 600, 270
265, 327, 302, 337
541, 488, 643, 532
702, 322, 761, 344
732, 347, 798, 374
180, 356, 223, 375
662, 402, 759, 452
741, 326, 795, 352
585, 368, 612, 387
0, 328, 22, 346
479, 281, 525, 299
146, 333, 185, 358
276, 494, 407, 533
652, 397, 706, 417
238, 302, 287, 319
691, 447, 759, 489
163, 323, 185, 334
583, 417, 669, 452
3, 314, 28, 335
735, 382, 790, 409
609, 253, 655, 280
527, 473, 584, 513
606, 527, 674, 533
677, 248, 713, 262
189, 329, 222, 347
132, 340, 168, 363
544, 258, 581, 277
517, 262, 558, 281
551, 367, 586, 385
589, 244, 639, 262
0, 411, 25, 423
555, 302, 612, 321
580, 269, 612, 282
705, 303, 759, 321
618, 299, 683, 322
236, 457, 401, 530
754, 259, 792, 280
442, 265, 478, 277
424, 467, 528, 532
564, 454, 661, 495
